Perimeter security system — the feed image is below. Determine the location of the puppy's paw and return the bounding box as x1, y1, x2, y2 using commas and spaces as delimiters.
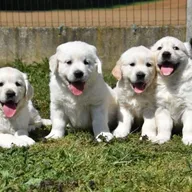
151, 135, 170, 144
96, 132, 114, 142
140, 133, 156, 141
16, 136, 35, 146
182, 136, 192, 145
113, 126, 129, 138
45, 130, 64, 139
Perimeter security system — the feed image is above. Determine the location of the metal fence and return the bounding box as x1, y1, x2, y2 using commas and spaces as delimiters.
0, 0, 187, 27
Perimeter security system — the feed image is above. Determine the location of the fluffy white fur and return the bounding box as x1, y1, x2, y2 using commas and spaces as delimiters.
46, 41, 117, 142
184, 38, 192, 58
151, 36, 192, 145
0, 67, 51, 148
112, 46, 157, 140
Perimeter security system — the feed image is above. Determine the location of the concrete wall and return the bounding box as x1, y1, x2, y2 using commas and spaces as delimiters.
0, 26, 186, 70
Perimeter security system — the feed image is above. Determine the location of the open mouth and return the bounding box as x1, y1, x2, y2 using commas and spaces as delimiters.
67, 80, 85, 96
158, 61, 179, 76
132, 82, 146, 94
1, 101, 17, 118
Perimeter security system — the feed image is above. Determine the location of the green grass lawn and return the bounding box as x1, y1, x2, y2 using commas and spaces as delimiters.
1, 60, 192, 191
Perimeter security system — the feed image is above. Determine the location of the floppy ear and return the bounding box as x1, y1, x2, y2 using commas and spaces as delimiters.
49, 54, 58, 74
112, 60, 122, 80
96, 58, 102, 75
23, 73, 34, 100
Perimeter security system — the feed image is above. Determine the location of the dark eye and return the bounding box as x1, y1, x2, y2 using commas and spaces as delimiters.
130, 63, 135, 67
157, 47, 162, 50
66, 60, 72, 65
146, 63, 152, 67
173, 46, 179, 50
15, 82, 21, 86
84, 59, 89, 65
0, 82, 3, 87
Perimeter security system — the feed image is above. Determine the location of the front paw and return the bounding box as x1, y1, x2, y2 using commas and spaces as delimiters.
96, 132, 114, 142
113, 125, 130, 138
140, 133, 156, 141
182, 136, 192, 145
151, 135, 170, 144
45, 130, 64, 139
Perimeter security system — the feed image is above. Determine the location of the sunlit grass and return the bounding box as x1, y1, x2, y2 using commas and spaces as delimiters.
1, 59, 192, 191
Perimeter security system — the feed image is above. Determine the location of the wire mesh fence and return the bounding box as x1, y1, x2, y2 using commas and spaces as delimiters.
0, 0, 187, 27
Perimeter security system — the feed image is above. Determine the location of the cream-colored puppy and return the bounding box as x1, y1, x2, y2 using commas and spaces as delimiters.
46, 41, 117, 142
0, 67, 50, 148
112, 46, 157, 140
151, 36, 192, 145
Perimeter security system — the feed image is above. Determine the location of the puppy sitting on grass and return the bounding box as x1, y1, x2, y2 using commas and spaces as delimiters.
151, 36, 192, 145
46, 41, 117, 142
0, 67, 50, 148
112, 46, 157, 140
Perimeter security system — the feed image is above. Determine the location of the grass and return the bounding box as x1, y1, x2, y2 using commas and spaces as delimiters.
1, 60, 192, 191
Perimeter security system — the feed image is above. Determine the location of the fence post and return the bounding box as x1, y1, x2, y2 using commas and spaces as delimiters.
186, 0, 192, 41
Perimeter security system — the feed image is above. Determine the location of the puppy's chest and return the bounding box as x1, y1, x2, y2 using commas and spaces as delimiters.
63, 98, 92, 128
157, 84, 185, 119
120, 95, 153, 117
0, 112, 29, 134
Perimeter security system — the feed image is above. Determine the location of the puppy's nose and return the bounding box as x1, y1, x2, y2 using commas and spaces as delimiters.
162, 51, 171, 59
74, 70, 84, 79
6, 90, 16, 98
136, 72, 145, 80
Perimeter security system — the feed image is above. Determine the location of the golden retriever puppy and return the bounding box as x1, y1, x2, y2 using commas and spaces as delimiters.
46, 41, 117, 142
151, 36, 192, 144
0, 67, 50, 148
112, 46, 157, 140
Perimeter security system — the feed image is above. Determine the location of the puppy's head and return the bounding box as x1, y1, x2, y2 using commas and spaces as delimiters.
49, 41, 102, 96
151, 36, 189, 77
112, 46, 156, 94
0, 67, 33, 118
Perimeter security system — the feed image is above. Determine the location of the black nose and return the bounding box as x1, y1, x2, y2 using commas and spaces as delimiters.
74, 70, 84, 79
162, 51, 171, 59
6, 90, 16, 98
136, 72, 145, 80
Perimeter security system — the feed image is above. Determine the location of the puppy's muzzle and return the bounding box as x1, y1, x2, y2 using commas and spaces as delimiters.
136, 72, 145, 81
162, 51, 171, 60
74, 70, 84, 79
6, 90, 16, 101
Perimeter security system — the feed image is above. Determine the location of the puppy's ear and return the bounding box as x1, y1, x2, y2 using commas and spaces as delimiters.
96, 58, 102, 75
49, 54, 58, 74
23, 73, 34, 100
112, 60, 122, 80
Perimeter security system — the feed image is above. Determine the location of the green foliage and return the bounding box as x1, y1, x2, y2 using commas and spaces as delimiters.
1, 60, 192, 191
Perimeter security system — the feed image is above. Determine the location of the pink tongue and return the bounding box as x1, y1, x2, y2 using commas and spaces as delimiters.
161, 66, 174, 76
68, 82, 85, 96
3, 102, 17, 118
133, 83, 146, 94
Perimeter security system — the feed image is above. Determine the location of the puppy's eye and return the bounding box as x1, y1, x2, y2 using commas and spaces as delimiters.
157, 47, 162, 50
146, 63, 152, 67
15, 82, 21, 86
130, 63, 135, 67
84, 59, 89, 65
66, 60, 72, 65
0, 82, 3, 87
173, 46, 179, 50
